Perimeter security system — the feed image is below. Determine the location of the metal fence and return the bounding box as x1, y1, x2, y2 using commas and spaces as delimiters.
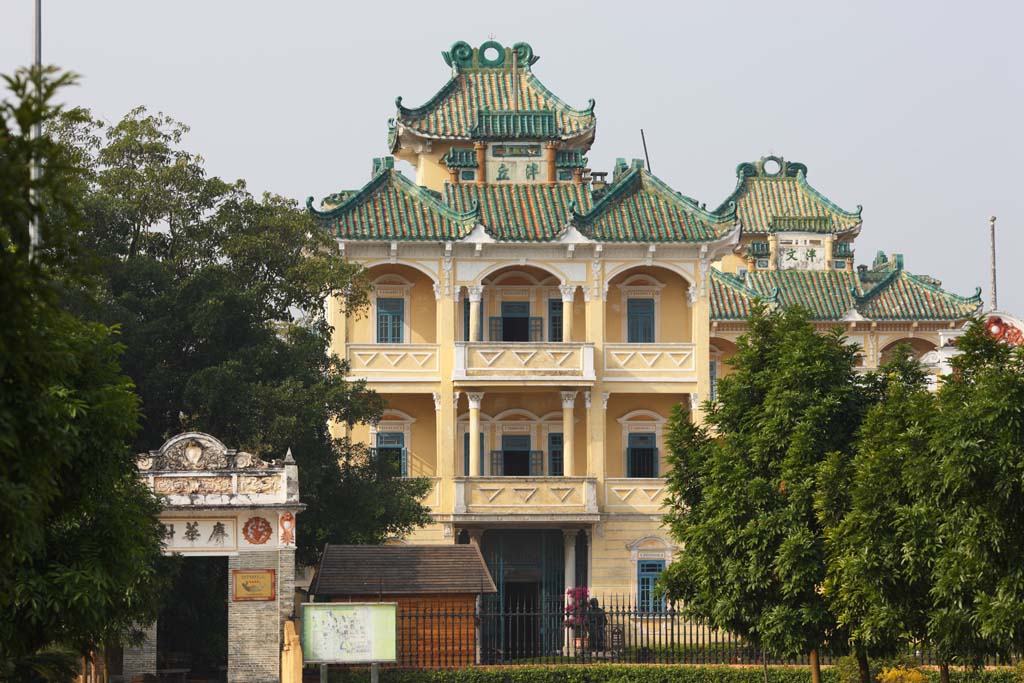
384, 594, 835, 669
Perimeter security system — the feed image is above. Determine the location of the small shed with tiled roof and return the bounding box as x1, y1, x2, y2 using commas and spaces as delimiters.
309, 544, 496, 667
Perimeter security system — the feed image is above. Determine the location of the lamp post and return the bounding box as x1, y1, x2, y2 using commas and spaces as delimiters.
989, 216, 998, 311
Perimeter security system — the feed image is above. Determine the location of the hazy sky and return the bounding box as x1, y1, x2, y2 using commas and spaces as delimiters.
3, 1, 1021, 313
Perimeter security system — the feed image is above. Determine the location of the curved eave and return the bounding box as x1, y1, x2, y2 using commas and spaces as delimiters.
573, 168, 737, 242
392, 118, 596, 146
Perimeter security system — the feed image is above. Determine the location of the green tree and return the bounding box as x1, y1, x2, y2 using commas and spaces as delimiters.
662, 305, 868, 683
927, 319, 1024, 668
56, 106, 431, 565
0, 67, 170, 681
816, 351, 939, 683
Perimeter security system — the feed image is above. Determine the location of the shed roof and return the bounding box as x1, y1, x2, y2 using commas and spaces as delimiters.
310, 544, 498, 596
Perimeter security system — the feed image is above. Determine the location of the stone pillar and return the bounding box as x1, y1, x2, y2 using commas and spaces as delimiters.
468, 286, 483, 343
691, 280, 712, 426
563, 529, 578, 655
474, 142, 487, 185
560, 391, 576, 476
560, 285, 575, 342
228, 551, 282, 683
122, 622, 157, 683
467, 528, 484, 546
545, 142, 557, 185
468, 392, 484, 477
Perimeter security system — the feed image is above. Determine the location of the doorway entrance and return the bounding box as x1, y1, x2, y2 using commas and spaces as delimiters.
157, 557, 228, 683
500, 434, 532, 476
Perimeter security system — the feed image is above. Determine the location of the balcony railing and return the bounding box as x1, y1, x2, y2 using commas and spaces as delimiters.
604, 476, 668, 513
347, 343, 440, 382
454, 342, 595, 382
603, 343, 697, 382
454, 476, 599, 517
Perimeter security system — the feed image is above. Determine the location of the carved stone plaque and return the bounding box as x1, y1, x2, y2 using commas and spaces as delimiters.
154, 476, 233, 495
238, 476, 281, 494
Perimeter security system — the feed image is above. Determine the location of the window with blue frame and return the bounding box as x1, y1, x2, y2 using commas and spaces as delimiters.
638, 559, 666, 612
376, 298, 404, 343
627, 432, 658, 477
463, 431, 485, 476
627, 298, 655, 343
548, 432, 563, 476
375, 431, 407, 477
548, 299, 562, 342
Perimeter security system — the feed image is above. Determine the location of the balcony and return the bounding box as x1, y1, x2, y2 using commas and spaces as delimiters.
454, 342, 595, 384
603, 342, 698, 383
454, 476, 599, 522
347, 343, 440, 382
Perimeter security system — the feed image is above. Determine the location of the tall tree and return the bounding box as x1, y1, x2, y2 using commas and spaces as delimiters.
816, 350, 939, 683
662, 305, 868, 683
0, 67, 170, 681
928, 319, 1024, 668
55, 106, 432, 565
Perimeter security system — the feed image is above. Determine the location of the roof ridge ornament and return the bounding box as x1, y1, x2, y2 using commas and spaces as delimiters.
442, 40, 539, 72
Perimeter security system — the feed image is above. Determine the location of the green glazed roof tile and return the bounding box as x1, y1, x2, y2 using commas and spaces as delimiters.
443, 147, 479, 168
715, 157, 863, 235
575, 166, 736, 242
857, 269, 981, 321
444, 183, 592, 241
555, 150, 587, 168
307, 165, 477, 241
392, 47, 596, 144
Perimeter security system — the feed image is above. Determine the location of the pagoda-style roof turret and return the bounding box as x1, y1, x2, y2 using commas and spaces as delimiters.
716, 156, 863, 235
389, 40, 596, 151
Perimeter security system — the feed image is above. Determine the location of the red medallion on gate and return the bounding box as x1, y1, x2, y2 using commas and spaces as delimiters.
242, 516, 272, 545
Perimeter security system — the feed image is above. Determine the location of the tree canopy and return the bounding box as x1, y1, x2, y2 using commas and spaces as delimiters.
54, 105, 432, 565
1, 67, 170, 679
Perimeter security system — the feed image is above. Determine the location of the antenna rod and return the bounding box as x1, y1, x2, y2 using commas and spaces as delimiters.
989, 215, 998, 310
28, 0, 42, 258
640, 129, 651, 173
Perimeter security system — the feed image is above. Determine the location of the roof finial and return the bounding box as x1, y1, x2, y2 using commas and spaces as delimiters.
285, 447, 295, 464
989, 215, 998, 311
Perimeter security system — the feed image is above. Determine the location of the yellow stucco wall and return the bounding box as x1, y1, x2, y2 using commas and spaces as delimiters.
605, 266, 692, 343
604, 393, 686, 479
351, 265, 438, 344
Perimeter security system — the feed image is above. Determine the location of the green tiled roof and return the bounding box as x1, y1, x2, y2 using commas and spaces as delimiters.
710, 257, 982, 322
574, 165, 736, 242
471, 110, 559, 139
445, 183, 592, 241
443, 148, 478, 168
391, 41, 595, 145
307, 164, 477, 241
556, 150, 587, 168
715, 156, 863, 235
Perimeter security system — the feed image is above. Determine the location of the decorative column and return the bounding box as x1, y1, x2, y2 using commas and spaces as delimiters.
474, 142, 487, 185
468, 286, 483, 343
468, 392, 484, 477
545, 142, 557, 185
563, 529, 578, 655
560, 391, 576, 476
691, 271, 712, 426
560, 285, 576, 342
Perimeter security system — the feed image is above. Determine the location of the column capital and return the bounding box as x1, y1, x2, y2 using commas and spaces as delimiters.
467, 528, 484, 545
454, 391, 462, 410
468, 286, 483, 303
432, 392, 442, 411
560, 391, 577, 408
559, 284, 577, 302
601, 392, 610, 409
583, 391, 592, 409
467, 392, 485, 409
563, 528, 579, 545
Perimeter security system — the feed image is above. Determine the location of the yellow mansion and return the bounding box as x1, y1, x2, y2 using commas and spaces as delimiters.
308, 40, 981, 608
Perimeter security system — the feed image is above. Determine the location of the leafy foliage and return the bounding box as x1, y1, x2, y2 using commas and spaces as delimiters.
54, 105, 431, 565
662, 305, 869, 665
817, 351, 939, 661
0, 67, 170, 677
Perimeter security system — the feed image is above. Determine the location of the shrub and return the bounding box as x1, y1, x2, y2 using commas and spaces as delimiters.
878, 667, 928, 683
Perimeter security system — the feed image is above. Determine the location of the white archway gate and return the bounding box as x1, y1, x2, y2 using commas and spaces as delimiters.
123, 432, 302, 683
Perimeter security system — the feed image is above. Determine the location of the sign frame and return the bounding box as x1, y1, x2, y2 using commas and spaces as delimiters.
300, 602, 398, 665
231, 569, 276, 601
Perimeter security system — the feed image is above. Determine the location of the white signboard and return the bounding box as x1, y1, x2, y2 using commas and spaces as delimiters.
301, 603, 397, 664
777, 234, 827, 271
161, 518, 237, 553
